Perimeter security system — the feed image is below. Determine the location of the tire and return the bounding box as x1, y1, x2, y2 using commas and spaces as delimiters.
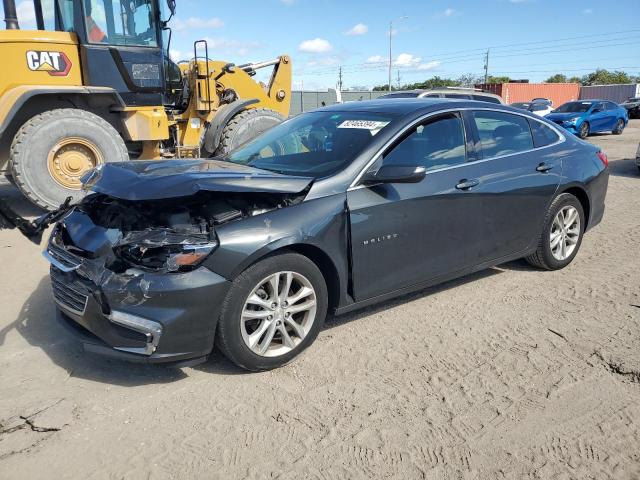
214, 108, 284, 156
612, 118, 625, 135
10, 109, 128, 210
216, 252, 328, 371
525, 193, 585, 270
578, 121, 590, 139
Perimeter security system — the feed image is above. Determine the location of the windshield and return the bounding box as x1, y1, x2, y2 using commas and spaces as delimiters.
554, 102, 593, 113
227, 111, 394, 178
627, 97, 640, 102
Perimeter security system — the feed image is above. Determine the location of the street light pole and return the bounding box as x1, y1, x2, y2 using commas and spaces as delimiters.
388, 16, 408, 92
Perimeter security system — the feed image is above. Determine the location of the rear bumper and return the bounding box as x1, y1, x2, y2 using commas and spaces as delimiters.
50, 265, 231, 365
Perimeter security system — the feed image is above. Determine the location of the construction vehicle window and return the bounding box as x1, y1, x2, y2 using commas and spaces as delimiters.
85, 0, 158, 46
37, 0, 74, 32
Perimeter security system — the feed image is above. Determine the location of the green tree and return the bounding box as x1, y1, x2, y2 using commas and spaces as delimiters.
486, 75, 510, 84
568, 76, 581, 83
545, 74, 568, 83
580, 69, 634, 86
456, 73, 483, 88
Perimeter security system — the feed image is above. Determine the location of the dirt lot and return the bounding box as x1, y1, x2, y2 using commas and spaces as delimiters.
0, 121, 639, 480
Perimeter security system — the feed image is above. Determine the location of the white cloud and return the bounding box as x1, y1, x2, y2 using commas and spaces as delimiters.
169, 49, 183, 61
417, 60, 441, 71
366, 55, 386, 64
395, 53, 421, 67
298, 38, 332, 53
583, 8, 593, 14
15, 1, 36, 28
172, 17, 224, 31
443, 8, 458, 17
345, 23, 368, 36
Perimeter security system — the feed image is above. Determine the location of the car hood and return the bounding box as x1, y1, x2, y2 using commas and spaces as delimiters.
622, 101, 640, 107
546, 112, 585, 121
82, 159, 314, 201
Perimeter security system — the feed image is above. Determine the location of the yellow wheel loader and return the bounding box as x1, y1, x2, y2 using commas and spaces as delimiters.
0, 0, 291, 210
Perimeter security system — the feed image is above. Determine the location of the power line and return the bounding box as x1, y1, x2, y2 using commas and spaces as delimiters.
296, 29, 640, 76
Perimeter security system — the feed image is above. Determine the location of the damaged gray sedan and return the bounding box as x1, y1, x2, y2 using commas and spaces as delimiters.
0, 99, 609, 370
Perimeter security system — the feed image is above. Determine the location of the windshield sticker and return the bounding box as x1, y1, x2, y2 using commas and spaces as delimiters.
337, 120, 390, 135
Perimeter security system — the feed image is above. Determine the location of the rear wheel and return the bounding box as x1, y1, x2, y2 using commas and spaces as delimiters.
214, 108, 284, 156
526, 193, 585, 270
216, 252, 328, 371
612, 118, 625, 135
10, 109, 128, 210
578, 121, 590, 139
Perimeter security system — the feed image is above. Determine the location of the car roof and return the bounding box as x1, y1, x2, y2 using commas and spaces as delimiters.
315, 98, 512, 116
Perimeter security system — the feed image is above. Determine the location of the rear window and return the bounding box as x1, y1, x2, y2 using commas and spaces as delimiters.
528, 120, 560, 148
444, 93, 472, 99
472, 111, 534, 158
379, 92, 420, 99
472, 94, 501, 104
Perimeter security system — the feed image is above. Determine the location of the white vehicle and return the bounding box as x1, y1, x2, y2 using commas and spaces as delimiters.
510, 101, 554, 117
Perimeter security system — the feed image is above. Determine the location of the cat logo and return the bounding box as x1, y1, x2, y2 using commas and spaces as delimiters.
26, 50, 72, 76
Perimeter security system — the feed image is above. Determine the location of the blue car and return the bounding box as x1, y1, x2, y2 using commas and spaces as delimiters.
546, 100, 628, 139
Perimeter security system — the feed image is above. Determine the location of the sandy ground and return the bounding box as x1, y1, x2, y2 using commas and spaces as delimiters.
0, 121, 639, 480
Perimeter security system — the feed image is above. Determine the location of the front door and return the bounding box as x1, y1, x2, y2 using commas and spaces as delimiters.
347, 112, 481, 301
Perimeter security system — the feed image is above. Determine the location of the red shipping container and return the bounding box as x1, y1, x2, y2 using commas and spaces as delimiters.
476, 83, 580, 107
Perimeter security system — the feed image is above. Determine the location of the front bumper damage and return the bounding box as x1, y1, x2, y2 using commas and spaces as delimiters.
45, 227, 231, 365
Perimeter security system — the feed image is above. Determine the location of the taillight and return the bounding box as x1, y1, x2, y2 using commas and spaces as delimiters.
596, 151, 609, 167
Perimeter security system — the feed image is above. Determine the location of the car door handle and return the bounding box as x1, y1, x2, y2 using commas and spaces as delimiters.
455, 178, 480, 190
536, 163, 553, 173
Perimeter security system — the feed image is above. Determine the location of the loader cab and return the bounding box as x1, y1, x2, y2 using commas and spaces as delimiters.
31, 0, 170, 106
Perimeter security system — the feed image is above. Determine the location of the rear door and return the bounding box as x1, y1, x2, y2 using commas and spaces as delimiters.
462, 110, 562, 261
347, 111, 484, 300
589, 102, 609, 132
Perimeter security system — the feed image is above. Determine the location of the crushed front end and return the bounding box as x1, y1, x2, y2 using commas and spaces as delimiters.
45, 193, 236, 365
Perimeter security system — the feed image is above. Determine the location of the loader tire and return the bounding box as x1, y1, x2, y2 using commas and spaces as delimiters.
214, 108, 285, 156
10, 109, 128, 211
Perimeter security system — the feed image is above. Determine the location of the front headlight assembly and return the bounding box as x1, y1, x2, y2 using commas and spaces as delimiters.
116, 229, 218, 272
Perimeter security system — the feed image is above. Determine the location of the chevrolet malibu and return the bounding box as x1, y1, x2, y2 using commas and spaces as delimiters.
1, 99, 609, 371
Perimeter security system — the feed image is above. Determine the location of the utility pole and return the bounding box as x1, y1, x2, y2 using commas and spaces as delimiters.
396, 70, 401, 89
388, 22, 393, 92
338, 66, 343, 92
483, 49, 490, 84
388, 16, 408, 92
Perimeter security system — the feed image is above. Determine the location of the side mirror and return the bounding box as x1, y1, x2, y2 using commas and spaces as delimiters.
167, 0, 176, 16
361, 165, 427, 185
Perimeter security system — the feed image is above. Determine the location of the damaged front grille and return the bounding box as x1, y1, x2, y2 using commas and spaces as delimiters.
50, 267, 89, 315
44, 231, 83, 272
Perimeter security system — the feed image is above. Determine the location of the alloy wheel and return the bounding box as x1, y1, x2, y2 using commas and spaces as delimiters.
550, 206, 581, 261
614, 119, 624, 134
579, 123, 589, 138
240, 271, 317, 357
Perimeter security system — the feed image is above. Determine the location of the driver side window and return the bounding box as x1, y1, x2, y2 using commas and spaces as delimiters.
85, 0, 158, 46
381, 113, 467, 172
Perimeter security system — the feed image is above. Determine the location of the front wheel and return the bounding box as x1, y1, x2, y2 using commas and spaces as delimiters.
525, 193, 585, 270
612, 118, 625, 135
578, 121, 590, 139
9, 109, 128, 210
216, 252, 328, 371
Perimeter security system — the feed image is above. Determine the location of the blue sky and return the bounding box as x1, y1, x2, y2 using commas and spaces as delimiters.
4, 0, 640, 89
